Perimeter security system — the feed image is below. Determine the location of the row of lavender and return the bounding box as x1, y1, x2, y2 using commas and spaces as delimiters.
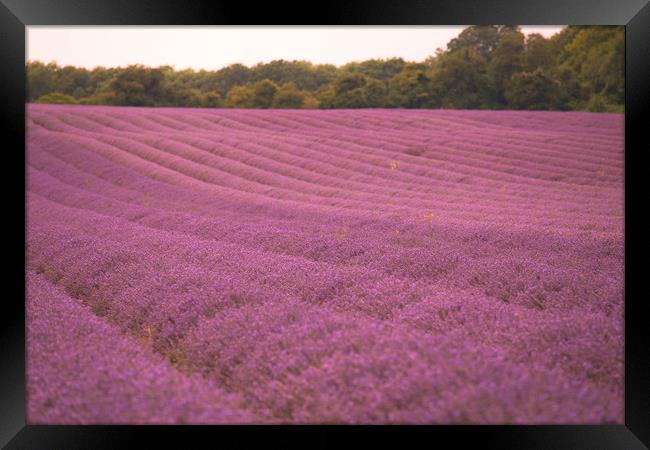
26, 104, 624, 423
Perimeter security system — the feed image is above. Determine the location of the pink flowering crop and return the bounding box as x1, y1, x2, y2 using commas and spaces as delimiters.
26, 104, 624, 424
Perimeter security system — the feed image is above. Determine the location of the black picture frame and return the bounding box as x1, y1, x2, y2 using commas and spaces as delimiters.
2, 1, 648, 448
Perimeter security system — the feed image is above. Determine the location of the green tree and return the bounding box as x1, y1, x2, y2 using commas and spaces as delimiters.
72, 86, 87, 99
79, 92, 119, 105
560, 26, 624, 110
302, 95, 320, 109
56, 65, 90, 96
486, 27, 526, 106
109, 65, 164, 106
252, 79, 279, 108
86, 66, 116, 97
585, 94, 624, 113
505, 68, 561, 110
314, 85, 336, 108
25, 25, 623, 113
177, 89, 205, 107
208, 64, 252, 97
201, 91, 223, 108
226, 85, 256, 108
387, 66, 435, 108
522, 33, 556, 72
447, 26, 501, 60
26, 61, 58, 101
430, 48, 490, 109
273, 82, 306, 108
341, 58, 407, 81
249, 60, 337, 92
330, 73, 369, 108
363, 78, 386, 107
35, 92, 78, 104
552, 66, 583, 110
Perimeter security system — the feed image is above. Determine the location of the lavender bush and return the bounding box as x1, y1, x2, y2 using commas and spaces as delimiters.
26, 104, 624, 424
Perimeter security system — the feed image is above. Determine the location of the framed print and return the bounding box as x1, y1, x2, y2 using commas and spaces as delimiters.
1, 0, 648, 448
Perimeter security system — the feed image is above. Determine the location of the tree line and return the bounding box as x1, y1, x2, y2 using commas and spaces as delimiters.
27, 26, 624, 112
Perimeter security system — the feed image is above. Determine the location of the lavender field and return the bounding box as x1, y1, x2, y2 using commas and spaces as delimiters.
26, 103, 624, 424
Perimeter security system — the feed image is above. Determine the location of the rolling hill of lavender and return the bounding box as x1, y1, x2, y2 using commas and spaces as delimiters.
26, 103, 624, 424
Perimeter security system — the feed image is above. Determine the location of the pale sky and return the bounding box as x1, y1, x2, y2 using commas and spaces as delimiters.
26, 26, 565, 70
